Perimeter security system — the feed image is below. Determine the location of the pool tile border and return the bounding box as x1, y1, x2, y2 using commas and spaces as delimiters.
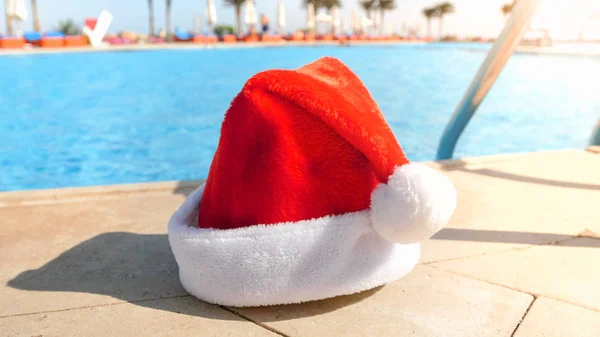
0, 149, 585, 208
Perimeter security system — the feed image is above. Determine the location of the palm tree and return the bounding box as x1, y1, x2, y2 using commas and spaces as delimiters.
5, 3, 13, 35
320, 0, 341, 34
322, 0, 340, 10
303, 0, 322, 9
31, 0, 41, 32
422, 7, 437, 38
501, 1, 515, 19
435, 2, 455, 39
165, 0, 172, 41
224, 0, 246, 36
148, 0, 155, 36
378, 0, 395, 34
56, 19, 82, 36
360, 0, 376, 19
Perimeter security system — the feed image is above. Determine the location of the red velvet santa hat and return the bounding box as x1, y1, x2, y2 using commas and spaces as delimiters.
168, 57, 456, 307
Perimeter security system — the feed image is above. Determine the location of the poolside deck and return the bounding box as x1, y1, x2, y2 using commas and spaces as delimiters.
1, 148, 599, 336
0, 40, 424, 56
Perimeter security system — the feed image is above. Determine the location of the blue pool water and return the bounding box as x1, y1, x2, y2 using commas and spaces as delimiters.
1, 44, 599, 191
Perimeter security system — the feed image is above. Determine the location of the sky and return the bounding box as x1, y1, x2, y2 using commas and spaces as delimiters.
2, 0, 600, 39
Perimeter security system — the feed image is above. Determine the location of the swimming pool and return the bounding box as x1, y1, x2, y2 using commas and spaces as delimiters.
1, 44, 599, 191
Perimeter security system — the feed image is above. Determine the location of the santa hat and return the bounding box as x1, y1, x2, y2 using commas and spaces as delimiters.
168, 57, 456, 307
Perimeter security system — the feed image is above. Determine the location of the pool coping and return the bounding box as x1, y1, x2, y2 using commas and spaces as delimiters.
0, 40, 424, 56
1, 148, 594, 208
2, 41, 599, 57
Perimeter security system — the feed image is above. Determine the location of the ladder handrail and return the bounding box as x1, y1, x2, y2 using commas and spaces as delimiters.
591, 120, 600, 146
436, 0, 543, 160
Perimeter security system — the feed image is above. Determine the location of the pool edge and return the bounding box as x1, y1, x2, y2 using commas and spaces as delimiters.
1, 148, 593, 208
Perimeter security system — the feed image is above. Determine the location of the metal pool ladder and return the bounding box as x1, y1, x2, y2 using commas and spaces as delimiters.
436, 0, 544, 160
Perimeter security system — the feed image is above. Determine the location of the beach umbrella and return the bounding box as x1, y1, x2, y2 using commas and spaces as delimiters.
386, 23, 394, 36
361, 16, 373, 34
245, 0, 257, 26
8, 0, 28, 37
315, 12, 332, 34
351, 9, 359, 34
315, 12, 332, 23
194, 15, 202, 34
5, 0, 13, 34
341, 16, 348, 35
5, 0, 13, 15
277, 0, 286, 33
332, 6, 340, 30
13, 0, 28, 20
206, 0, 217, 26
372, 9, 380, 36
307, 3, 316, 32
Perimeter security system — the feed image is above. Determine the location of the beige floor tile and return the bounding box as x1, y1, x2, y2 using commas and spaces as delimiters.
422, 150, 600, 263
0, 296, 277, 337
0, 193, 191, 317
1, 149, 598, 334
430, 238, 600, 311
233, 265, 532, 337
514, 297, 600, 337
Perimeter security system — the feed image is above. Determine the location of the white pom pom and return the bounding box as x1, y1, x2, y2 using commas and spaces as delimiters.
370, 163, 457, 244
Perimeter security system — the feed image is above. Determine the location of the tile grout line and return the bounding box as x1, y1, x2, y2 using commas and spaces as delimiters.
528, 296, 600, 314
510, 296, 537, 337
421, 235, 584, 266
0, 294, 191, 319
220, 306, 290, 337
424, 264, 538, 297
420, 246, 534, 266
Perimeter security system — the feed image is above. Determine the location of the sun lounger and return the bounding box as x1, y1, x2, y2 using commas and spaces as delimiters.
174, 27, 194, 42
304, 34, 315, 41
23, 31, 42, 44
64, 36, 88, 47
192, 35, 206, 43
0, 36, 25, 49
222, 34, 237, 43
261, 34, 282, 42
285, 32, 304, 41
104, 37, 134, 45
193, 34, 219, 44
31, 32, 65, 48
147, 36, 165, 44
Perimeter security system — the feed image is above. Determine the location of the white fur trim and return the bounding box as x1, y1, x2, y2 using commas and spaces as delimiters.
168, 184, 420, 307
370, 163, 457, 244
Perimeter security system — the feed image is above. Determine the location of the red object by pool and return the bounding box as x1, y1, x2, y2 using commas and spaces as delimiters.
84, 18, 98, 30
